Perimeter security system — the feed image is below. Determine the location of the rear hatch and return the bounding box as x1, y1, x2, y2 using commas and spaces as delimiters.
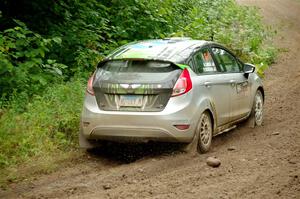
93, 59, 182, 112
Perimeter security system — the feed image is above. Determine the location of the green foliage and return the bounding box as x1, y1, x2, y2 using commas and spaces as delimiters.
45, 0, 198, 75
174, 0, 277, 66
0, 79, 85, 170
0, 21, 67, 101
1, 0, 198, 77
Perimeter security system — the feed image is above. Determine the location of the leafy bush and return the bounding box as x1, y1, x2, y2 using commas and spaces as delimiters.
0, 79, 85, 169
1, 0, 198, 77
174, 0, 277, 66
0, 21, 67, 102
49, 0, 199, 75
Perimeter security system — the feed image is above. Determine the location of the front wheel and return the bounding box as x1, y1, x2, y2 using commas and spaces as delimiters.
251, 90, 264, 126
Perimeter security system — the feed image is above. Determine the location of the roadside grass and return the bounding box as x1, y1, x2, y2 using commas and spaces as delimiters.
0, 78, 85, 186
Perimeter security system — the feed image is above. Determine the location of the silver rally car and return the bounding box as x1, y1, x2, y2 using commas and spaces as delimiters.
80, 38, 264, 153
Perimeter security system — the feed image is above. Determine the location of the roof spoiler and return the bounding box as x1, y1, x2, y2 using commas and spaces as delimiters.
97, 58, 190, 70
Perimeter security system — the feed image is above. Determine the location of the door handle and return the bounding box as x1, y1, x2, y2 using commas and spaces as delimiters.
204, 81, 212, 88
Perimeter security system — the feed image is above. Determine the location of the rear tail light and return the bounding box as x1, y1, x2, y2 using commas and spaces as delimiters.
86, 73, 95, 96
171, 68, 192, 97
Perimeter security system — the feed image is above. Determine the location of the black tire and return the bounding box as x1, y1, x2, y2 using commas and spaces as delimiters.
250, 90, 264, 127
197, 111, 213, 153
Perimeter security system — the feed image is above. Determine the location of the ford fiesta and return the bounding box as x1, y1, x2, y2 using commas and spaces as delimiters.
79, 38, 264, 153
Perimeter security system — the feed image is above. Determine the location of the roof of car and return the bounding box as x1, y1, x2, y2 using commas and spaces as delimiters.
105, 38, 210, 63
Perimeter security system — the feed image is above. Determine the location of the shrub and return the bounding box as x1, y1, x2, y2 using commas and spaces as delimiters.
0, 79, 85, 169
0, 20, 67, 101
174, 0, 277, 66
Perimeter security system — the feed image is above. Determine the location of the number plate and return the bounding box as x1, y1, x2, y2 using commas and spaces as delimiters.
119, 95, 143, 107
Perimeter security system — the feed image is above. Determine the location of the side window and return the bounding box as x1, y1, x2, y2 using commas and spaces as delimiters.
193, 49, 217, 74
212, 48, 241, 73
187, 59, 194, 70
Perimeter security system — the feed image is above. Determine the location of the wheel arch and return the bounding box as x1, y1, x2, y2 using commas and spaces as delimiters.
204, 108, 215, 133
192, 96, 218, 136
198, 99, 217, 135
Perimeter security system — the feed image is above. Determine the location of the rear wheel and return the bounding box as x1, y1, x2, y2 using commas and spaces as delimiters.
181, 111, 213, 154
197, 111, 213, 153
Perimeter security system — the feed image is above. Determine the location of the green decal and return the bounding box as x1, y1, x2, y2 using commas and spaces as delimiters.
115, 48, 158, 59
176, 64, 190, 69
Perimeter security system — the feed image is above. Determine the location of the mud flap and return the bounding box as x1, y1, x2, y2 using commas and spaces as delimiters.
246, 114, 255, 128
79, 126, 100, 149
180, 125, 200, 156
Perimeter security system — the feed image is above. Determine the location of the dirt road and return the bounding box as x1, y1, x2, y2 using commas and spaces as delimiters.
1, 0, 300, 198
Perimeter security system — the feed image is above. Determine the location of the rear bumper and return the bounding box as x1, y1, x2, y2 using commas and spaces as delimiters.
90, 126, 180, 142
80, 92, 199, 143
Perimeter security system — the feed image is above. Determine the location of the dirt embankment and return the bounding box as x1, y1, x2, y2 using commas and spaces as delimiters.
1, 0, 300, 198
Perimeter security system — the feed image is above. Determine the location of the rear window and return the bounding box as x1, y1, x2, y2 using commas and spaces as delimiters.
100, 60, 178, 73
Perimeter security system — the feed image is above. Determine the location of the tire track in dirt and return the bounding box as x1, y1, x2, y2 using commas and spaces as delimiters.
1, 0, 300, 198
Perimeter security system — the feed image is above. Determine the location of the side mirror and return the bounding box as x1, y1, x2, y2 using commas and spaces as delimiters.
243, 63, 255, 78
